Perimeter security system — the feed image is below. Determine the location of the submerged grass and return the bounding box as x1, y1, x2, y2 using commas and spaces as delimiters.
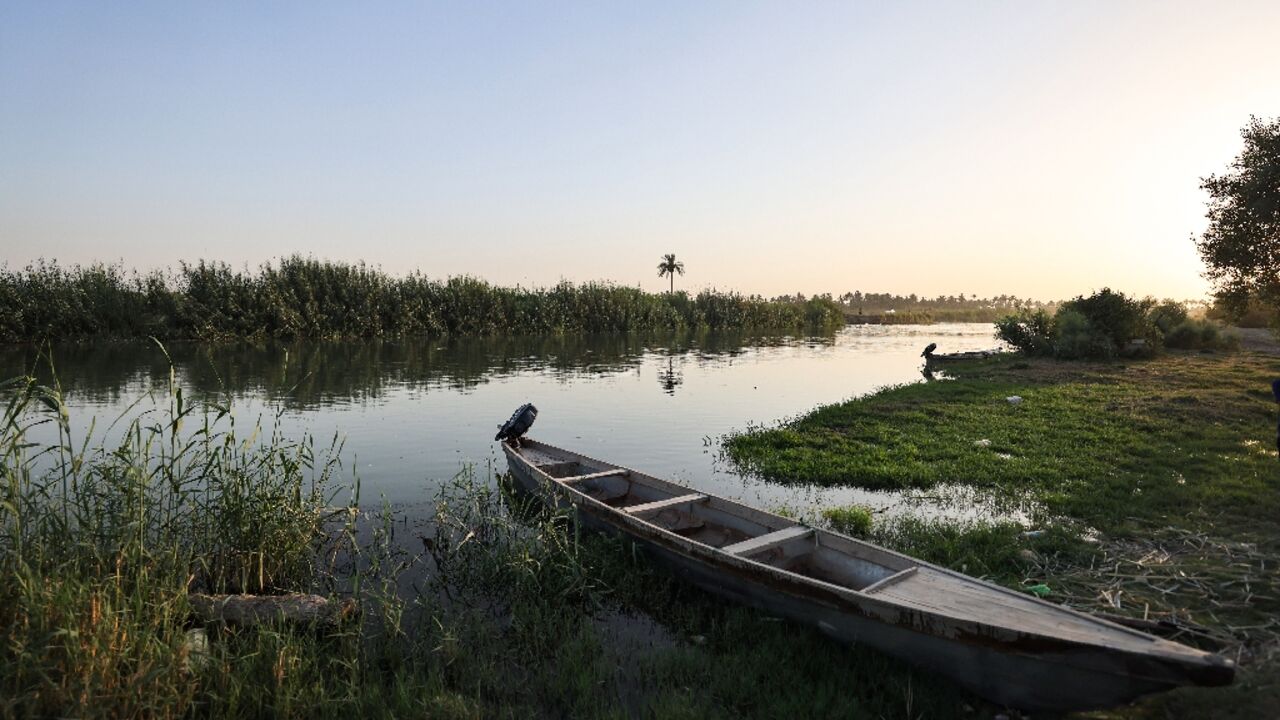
819, 504, 873, 537
0, 258, 844, 341
725, 350, 1280, 717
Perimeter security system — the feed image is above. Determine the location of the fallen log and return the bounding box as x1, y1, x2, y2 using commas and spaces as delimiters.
189, 593, 356, 628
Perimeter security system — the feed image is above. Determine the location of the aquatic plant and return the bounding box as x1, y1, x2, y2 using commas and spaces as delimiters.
0, 363, 347, 716
819, 504, 873, 537
0, 257, 844, 341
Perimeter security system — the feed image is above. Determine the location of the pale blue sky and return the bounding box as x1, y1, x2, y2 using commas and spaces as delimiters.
3, 2, 1278, 299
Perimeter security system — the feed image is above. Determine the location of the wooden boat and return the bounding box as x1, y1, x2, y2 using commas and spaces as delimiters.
502, 438, 1234, 712
926, 349, 1005, 362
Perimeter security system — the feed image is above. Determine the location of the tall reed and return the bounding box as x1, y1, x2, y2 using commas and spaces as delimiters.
0, 257, 845, 341
0, 362, 345, 716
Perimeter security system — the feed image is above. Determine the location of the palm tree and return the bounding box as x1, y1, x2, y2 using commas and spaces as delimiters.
656, 253, 685, 293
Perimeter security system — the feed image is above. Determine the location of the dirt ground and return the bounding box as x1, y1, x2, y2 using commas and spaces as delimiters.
1231, 327, 1280, 354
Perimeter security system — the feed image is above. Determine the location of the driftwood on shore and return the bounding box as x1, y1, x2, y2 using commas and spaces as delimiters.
189, 593, 356, 628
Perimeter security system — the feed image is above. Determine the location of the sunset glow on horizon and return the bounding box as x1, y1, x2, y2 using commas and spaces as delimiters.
3, 1, 1279, 301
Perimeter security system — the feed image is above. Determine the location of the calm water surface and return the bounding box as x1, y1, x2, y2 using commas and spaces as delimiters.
3, 324, 1021, 523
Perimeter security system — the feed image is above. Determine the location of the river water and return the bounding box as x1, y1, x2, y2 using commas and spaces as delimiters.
2, 323, 1019, 523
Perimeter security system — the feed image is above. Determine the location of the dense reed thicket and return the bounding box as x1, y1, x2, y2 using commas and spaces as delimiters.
0, 370, 350, 716
0, 258, 844, 341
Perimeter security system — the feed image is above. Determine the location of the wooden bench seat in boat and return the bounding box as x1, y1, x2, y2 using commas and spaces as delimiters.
559, 469, 630, 485
623, 493, 708, 516
721, 525, 813, 556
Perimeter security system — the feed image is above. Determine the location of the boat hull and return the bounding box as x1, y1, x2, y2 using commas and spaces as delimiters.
504, 444, 1230, 712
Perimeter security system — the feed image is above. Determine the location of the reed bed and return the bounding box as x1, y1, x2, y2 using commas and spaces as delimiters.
0, 366, 357, 717
0, 258, 844, 341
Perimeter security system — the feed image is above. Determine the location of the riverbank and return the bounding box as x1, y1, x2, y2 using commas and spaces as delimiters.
6, 347, 1277, 718
726, 350, 1280, 717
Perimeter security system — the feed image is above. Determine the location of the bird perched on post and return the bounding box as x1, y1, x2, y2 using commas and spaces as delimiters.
921, 343, 937, 358
495, 403, 538, 447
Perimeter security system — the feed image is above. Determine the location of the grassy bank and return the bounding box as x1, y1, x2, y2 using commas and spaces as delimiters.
726, 351, 1280, 717
0, 258, 843, 341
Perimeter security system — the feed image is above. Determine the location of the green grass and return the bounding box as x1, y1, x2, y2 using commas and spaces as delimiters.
726, 351, 1280, 717
0, 257, 845, 341
819, 504, 873, 536
725, 353, 1280, 532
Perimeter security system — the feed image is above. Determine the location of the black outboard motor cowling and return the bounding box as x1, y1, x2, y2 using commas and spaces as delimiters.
496, 403, 538, 443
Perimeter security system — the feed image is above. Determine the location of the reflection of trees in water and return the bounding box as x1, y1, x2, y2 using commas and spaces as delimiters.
0, 329, 838, 409
657, 356, 683, 395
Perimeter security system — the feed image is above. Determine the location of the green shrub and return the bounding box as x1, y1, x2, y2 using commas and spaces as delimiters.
1051, 309, 1103, 360
820, 505, 873, 537
1149, 301, 1188, 334
1058, 288, 1158, 355
1164, 318, 1240, 350
994, 309, 1054, 356
998, 289, 1165, 360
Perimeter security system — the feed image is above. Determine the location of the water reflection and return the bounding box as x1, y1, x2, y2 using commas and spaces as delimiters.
657, 356, 683, 395
0, 330, 832, 410
1, 324, 1012, 523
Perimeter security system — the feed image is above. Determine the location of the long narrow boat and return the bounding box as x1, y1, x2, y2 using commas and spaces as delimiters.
502, 438, 1234, 712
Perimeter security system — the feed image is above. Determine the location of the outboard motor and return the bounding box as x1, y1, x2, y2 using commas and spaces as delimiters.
495, 403, 538, 446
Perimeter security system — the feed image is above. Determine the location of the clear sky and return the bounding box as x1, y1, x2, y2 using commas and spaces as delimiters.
3, 1, 1278, 300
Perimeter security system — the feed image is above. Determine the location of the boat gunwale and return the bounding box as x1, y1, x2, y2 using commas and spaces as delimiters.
502, 438, 1231, 677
